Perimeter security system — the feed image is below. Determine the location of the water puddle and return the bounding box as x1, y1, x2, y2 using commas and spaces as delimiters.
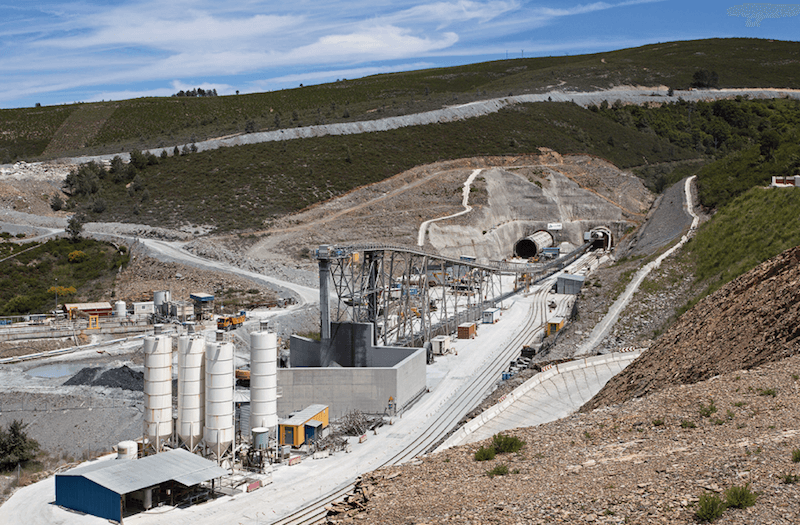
27, 362, 87, 378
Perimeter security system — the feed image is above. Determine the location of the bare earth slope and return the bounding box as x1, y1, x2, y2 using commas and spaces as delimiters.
242, 152, 652, 263
583, 244, 800, 411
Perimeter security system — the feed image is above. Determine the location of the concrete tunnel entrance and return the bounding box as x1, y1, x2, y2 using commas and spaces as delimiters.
513, 230, 554, 258
587, 227, 613, 251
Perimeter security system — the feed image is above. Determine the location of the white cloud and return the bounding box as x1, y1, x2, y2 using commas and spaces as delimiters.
0, 0, 670, 107
286, 25, 459, 63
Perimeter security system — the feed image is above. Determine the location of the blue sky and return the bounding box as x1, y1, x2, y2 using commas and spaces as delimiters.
1, 1, 797, 109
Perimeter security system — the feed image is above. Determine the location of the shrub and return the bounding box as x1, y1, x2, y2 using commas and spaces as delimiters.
50, 194, 63, 211
68, 250, 87, 263
757, 388, 776, 397
491, 434, 525, 454
792, 448, 800, 463
681, 420, 697, 429
486, 463, 509, 478
0, 420, 40, 470
724, 483, 757, 509
91, 198, 107, 213
652, 418, 665, 426
474, 446, 496, 461
66, 214, 84, 241
699, 399, 717, 418
695, 492, 727, 522
781, 474, 800, 484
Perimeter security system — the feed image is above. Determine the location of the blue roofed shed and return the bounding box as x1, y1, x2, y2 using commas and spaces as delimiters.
55, 448, 227, 522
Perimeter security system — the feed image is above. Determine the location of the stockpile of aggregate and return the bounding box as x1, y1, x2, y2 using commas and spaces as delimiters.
63, 365, 143, 391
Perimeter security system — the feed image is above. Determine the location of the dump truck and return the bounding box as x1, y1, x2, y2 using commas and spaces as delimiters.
217, 310, 246, 331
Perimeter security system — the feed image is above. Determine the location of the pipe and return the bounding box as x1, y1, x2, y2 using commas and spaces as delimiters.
513, 230, 554, 258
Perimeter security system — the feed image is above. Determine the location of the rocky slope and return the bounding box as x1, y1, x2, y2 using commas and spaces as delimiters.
327, 354, 800, 525
583, 244, 800, 411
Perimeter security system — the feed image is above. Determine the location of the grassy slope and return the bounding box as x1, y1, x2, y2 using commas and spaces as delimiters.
0, 238, 129, 316
67, 102, 698, 231
2, 38, 799, 162
687, 187, 800, 297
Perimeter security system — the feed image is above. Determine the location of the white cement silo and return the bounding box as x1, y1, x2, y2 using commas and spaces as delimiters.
143, 333, 173, 451
177, 334, 205, 451
114, 300, 126, 318
204, 331, 234, 459
250, 329, 278, 431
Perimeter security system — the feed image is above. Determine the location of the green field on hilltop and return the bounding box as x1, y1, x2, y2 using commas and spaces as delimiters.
2, 38, 799, 162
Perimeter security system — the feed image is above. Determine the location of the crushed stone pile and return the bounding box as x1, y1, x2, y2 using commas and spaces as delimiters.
63, 365, 143, 391
62, 367, 101, 387
583, 244, 800, 411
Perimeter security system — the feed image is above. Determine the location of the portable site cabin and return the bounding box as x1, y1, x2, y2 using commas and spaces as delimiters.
457, 322, 476, 339
546, 317, 565, 337
557, 274, 585, 295
482, 308, 501, 324
431, 335, 451, 355
279, 404, 329, 447
132, 301, 155, 317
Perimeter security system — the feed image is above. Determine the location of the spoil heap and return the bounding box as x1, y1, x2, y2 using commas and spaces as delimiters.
583, 244, 800, 411
63, 365, 144, 391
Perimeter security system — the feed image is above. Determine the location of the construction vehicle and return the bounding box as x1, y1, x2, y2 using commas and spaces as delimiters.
217, 310, 246, 331
235, 367, 251, 386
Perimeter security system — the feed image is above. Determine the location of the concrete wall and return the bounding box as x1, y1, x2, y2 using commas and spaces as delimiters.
277, 348, 426, 419
282, 322, 427, 418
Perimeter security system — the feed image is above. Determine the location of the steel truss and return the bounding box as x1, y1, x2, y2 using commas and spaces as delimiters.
328, 249, 510, 347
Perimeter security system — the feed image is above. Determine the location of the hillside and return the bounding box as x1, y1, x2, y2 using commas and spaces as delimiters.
327, 355, 800, 524
60, 103, 692, 232
1, 38, 799, 163
583, 243, 800, 411
0, 238, 129, 316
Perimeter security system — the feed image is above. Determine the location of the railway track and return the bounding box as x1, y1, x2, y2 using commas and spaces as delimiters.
272, 251, 601, 525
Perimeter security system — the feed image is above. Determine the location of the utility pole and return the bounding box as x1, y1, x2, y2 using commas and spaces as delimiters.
54, 277, 58, 314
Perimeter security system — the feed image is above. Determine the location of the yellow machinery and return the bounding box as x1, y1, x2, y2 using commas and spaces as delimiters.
217, 310, 246, 331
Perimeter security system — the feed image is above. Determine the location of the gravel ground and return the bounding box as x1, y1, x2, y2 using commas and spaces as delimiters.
622, 177, 694, 258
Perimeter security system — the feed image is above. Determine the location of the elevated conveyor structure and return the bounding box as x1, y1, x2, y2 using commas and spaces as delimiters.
316, 241, 594, 347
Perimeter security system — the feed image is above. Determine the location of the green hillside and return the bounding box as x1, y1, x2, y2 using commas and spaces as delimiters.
2, 38, 799, 162
61, 102, 698, 232
0, 238, 129, 316
590, 97, 800, 201
675, 186, 800, 317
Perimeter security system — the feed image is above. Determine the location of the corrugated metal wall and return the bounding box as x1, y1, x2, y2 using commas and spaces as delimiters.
236, 402, 251, 436
55, 475, 120, 522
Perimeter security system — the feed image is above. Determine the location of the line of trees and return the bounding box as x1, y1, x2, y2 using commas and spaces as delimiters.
173, 88, 218, 98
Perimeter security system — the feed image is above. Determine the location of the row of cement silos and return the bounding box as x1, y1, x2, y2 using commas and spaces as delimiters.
142, 323, 277, 460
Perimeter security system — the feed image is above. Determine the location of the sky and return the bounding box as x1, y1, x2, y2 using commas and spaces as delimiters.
0, 1, 798, 109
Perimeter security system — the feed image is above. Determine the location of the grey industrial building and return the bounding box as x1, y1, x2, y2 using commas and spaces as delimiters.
557, 273, 586, 295
283, 322, 427, 418
55, 448, 227, 522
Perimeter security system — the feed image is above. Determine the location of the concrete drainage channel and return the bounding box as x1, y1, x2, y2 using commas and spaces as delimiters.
436, 350, 643, 451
